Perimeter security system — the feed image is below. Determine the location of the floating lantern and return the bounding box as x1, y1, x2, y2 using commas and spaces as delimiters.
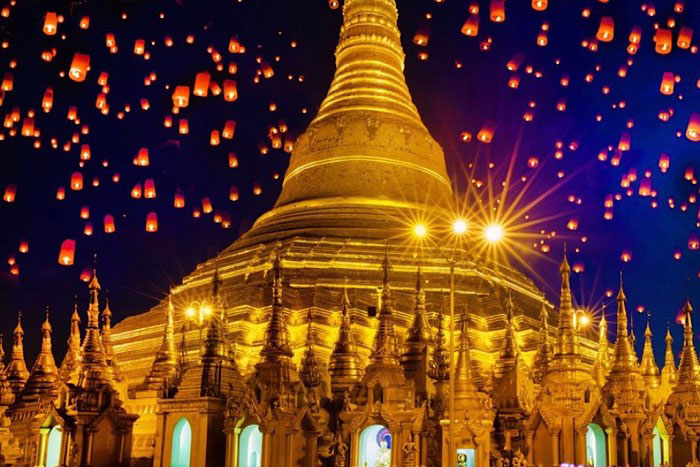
134, 39, 145, 55
80, 267, 92, 282
596, 17, 614, 42
618, 132, 631, 151
210, 130, 220, 146
79, 16, 90, 29
686, 113, 700, 142
131, 183, 142, 198
567, 218, 579, 231
194, 71, 210, 97
43, 12, 57, 35
80, 205, 90, 219
228, 153, 238, 168
58, 239, 76, 265
174, 191, 185, 208
80, 144, 91, 161
654, 29, 672, 54
172, 86, 190, 108
144, 179, 156, 198
490, 0, 505, 22
532, 0, 547, 11
461, 14, 479, 36
56, 187, 65, 200
69, 53, 90, 82
659, 153, 670, 173
146, 212, 158, 232
18, 240, 28, 253
178, 119, 189, 134
201, 198, 213, 214
477, 121, 496, 143
413, 25, 430, 46
70, 172, 83, 190
222, 121, 236, 139
253, 183, 262, 196
104, 215, 115, 233
134, 148, 149, 166
678, 27, 693, 49
83, 223, 93, 236
223, 80, 238, 101
42, 87, 53, 112
620, 251, 632, 262
229, 186, 239, 201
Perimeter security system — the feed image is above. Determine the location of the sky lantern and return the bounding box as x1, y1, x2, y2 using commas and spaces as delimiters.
80, 267, 92, 282
461, 14, 479, 36
56, 186, 65, 200
80, 205, 90, 219
178, 119, 189, 134
105, 33, 116, 48
567, 218, 579, 230
83, 222, 93, 236
131, 183, 142, 198
58, 239, 76, 265
261, 62, 274, 78
134, 39, 145, 55
70, 172, 83, 190
689, 232, 700, 250
69, 53, 90, 82
659, 153, 670, 173
685, 167, 695, 180
43, 12, 57, 35
201, 198, 213, 214
223, 79, 238, 101
80, 144, 91, 161
104, 215, 115, 233
172, 86, 190, 108
42, 87, 53, 112
18, 240, 28, 253
253, 183, 262, 195
134, 148, 149, 166
618, 132, 631, 151
228, 152, 239, 168
686, 113, 700, 142
413, 25, 430, 46
477, 121, 496, 143
506, 53, 524, 71
654, 29, 672, 54
532, 0, 547, 11
284, 136, 295, 153
660, 72, 675, 95
79, 16, 90, 29
145, 212, 158, 232
229, 186, 239, 201
144, 179, 156, 198
620, 251, 632, 262
174, 191, 185, 208
210, 130, 220, 146
1, 73, 12, 91
678, 27, 693, 49
490, 0, 505, 22
194, 71, 211, 97
222, 121, 236, 139
639, 178, 652, 197
596, 17, 614, 42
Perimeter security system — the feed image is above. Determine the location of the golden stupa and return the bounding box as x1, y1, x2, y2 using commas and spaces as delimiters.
3, 0, 699, 466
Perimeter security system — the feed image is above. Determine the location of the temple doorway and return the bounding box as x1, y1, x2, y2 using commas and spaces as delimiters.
45, 425, 61, 467
585, 423, 606, 467
358, 424, 392, 467
238, 424, 262, 467
653, 420, 670, 466
170, 418, 192, 467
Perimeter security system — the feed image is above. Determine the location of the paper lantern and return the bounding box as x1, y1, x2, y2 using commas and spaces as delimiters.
194, 72, 210, 97
18, 240, 28, 253
80, 205, 90, 219
477, 121, 496, 143
678, 26, 693, 49
163, 116, 173, 128
654, 29, 672, 54
58, 239, 76, 265
146, 212, 158, 232
228, 152, 239, 168
660, 72, 675, 95
222, 121, 236, 139
131, 183, 142, 198
596, 17, 614, 42
172, 86, 190, 108
229, 186, 239, 201
223, 79, 238, 101
43, 12, 58, 35
178, 119, 189, 134
659, 153, 670, 173
174, 191, 185, 208
618, 132, 631, 151
104, 215, 115, 233
567, 218, 579, 231
506, 53, 524, 71
284, 136, 295, 153
490, 0, 505, 22
69, 53, 90, 82
686, 113, 700, 142
689, 232, 700, 250
134, 148, 149, 166
253, 183, 262, 196
532, 0, 547, 11
70, 172, 83, 190
144, 179, 156, 198
413, 25, 430, 46
83, 222, 93, 236
56, 186, 65, 200
80, 144, 91, 161
260, 62, 274, 78
79, 16, 90, 29
210, 130, 220, 146
42, 87, 53, 112
461, 14, 479, 36
134, 39, 145, 55
201, 198, 213, 214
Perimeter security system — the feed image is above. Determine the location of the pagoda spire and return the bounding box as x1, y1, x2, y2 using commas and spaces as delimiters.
20, 309, 59, 401
143, 293, 178, 390
6, 312, 29, 395
494, 294, 519, 380
101, 293, 123, 382
300, 310, 325, 391
260, 249, 293, 361
77, 266, 113, 390
610, 272, 639, 372
368, 252, 400, 367
593, 311, 611, 387
427, 306, 449, 385
555, 247, 578, 358
60, 299, 82, 382
532, 298, 552, 385
640, 313, 661, 389
400, 266, 433, 393
328, 284, 362, 397
453, 312, 480, 399
661, 323, 677, 388
677, 298, 699, 385
0, 334, 13, 406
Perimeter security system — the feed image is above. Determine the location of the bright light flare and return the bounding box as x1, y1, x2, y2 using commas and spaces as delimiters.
413, 224, 427, 238
484, 224, 504, 243
452, 219, 468, 235
185, 307, 196, 318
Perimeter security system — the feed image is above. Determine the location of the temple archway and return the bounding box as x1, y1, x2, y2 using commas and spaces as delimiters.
238, 424, 262, 467
45, 425, 61, 467
359, 424, 392, 467
586, 423, 606, 467
653, 420, 670, 466
170, 417, 192, 467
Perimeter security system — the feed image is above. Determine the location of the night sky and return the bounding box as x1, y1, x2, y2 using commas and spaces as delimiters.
0, 0, 698, 365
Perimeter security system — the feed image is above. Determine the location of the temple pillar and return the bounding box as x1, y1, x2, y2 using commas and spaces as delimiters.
549, 429, 560, 465
419, 431, 428, 467
152, 410, 167, 467
621, 435, 630, 466
38, 427, 50, 466
475, 431, 491, 467
224, 427, 240, 467
82, 429, 95, 466
525, 431, 534, 465
575, 427, 587, 465
605, 427, 617, 466
304, 431, 319, 467
348, 431, 358, 467
261, 429, 272, 467
641, 435, 653, 466
691, 436, 698, 463
668, 434, 674, 466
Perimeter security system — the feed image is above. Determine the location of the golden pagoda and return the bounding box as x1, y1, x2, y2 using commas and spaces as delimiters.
1, 0, 698, 465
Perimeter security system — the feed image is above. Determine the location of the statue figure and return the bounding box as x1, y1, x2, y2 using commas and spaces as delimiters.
332, 433, 348, 467
374, 439, 391, 467
402, 439, 417, 465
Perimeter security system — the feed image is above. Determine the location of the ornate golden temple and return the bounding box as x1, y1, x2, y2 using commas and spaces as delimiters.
0, 0, 698, 465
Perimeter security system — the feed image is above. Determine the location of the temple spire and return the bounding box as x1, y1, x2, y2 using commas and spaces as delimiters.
77, 267, 113, 389
20, 309, 59, 401
260, 249, 293, 360
60, 299, 82, 382
400, 266, 433, 394
611, 272, 639, 372
6, 312, 29, 395
494, 294, 519, 379
556, 247, 578, 357
532, 298, 552, 385
143, 293, 178, 390
428, 306, 449, 385
300, 310, 324, 390
640, 313, 661, 389
677, 298, 699, 385
661, 323, 677, 388
328, 283, 362, 397
453, 311, 480, 398
101, 293, 123, 381
593, 311, 611, 387
368, 252, 400, 366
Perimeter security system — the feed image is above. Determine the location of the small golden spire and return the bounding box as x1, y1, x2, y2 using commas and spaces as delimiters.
428, 306, 449, 383
494, 294, 519, 380
593, 308, 611, 387
611, 271, 639, 372
328, 282, 362, 397
260, 248, 293, 360
368, 251, 400, 366
19, 308, 59, 402
677, 298, 699, 385
60, 298, 82, 382
6, 312, 29, 395
453, 310, 482, 399
400, 266, 433, 382
300, 310, 325, 390
662, 322, 677, 387
532, 297, 552, 385
640, 312, 661, 389
555, 249, 578, 358
101, 292, 123, 382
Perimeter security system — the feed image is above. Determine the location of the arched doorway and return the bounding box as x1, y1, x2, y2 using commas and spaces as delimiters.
653, 420, 670, 466
170, 418, 192, 467
238, 424, 262, 467
45, 425, 62, 467
359, 424, 391, 467
586, 423, 606, 467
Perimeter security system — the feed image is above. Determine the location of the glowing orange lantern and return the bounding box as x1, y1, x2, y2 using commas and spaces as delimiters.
69, 53, 90, 82
134, 148, 149, 166
222, 121, 236, 139
461, 14, 479, 36
42, 87, 53, 112
194, 72, 210, 97
228, 152, 239, 168
104, 215, 115, 233
80, 205, 90, 219
596, 17, 614, 42
144, 179, 156, 198
229, 186, 239, 201
618, 132, 631, 151
253, 183, 262, 196
131, 183, 142, 198
134, 39, 145, 55
58, 239, 76, 265
490, 0, 505, 22
532, 0, 547, 11
689, 232, 700, 250
174, 191, 185, 208
43, 12, 58, 35
210, 130, 220, 146
659, 153, 670, 173
660, 72, 675, 95
686, 113, 700, 142
678, 27, 693, 49
567, 218, 579, 230
83, 222, 93, 236
172, 86, 190, 108
18, 240, 28, 253
223, 80, 238, 101
146, 212, 158, 232
477, 121, 496, 143
56, 187, 65, 200
79, 16, 90, 29
70, 172, 83, 190
654, 29, 672, 54
201, 198, 213, 214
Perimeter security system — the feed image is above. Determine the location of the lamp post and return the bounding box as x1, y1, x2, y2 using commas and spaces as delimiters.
185, 301, 212, 354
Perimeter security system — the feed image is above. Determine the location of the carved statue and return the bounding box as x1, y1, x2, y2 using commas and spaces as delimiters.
332, 433, 348, 467
402, 439, 417, 465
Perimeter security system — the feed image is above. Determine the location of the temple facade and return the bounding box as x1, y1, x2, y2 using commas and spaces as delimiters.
0, 0, 697, 466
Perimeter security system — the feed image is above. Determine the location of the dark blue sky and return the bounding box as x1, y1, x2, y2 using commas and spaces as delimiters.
0, 0, 698, 364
